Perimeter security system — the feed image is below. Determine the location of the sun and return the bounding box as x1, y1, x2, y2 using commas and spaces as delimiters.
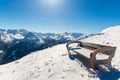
38, 0, 67, 12
42, 0, 63, 6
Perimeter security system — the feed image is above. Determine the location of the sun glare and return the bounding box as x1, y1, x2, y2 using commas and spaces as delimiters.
38, 0, 67, 12
42, 0, 63, 6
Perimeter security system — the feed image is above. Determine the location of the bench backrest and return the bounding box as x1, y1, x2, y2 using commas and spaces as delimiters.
81, 42, 107, 50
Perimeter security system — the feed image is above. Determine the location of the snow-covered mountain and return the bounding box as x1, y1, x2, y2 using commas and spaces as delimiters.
0, 25, 120, 80
0, 29, 88, 64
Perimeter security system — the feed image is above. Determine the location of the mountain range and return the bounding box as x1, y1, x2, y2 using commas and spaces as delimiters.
0, 29, 92, 64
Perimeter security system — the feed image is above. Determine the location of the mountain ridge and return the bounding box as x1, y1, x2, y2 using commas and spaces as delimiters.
0, 28, 90, 64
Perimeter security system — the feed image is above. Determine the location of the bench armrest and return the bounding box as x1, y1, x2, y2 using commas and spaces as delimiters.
66, 41, 82, 56
90, 46, 116, 70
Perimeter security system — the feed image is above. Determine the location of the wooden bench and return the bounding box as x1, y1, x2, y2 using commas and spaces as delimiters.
66, 41, 116, 71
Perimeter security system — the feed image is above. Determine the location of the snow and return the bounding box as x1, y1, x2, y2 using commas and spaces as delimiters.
0, 44, 98, 80
11, 34, 24, 39
0, 29, 86, 47
1, 32, 13, 43
83, 25, 120, 70
0, 25, 120, 80
1, 32, 24, 44
0, 51, 3, 53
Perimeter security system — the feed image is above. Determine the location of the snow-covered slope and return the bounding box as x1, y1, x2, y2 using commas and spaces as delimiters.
0, 44, 98, 80
0, 26, 120, 80
83, 25, 120, 70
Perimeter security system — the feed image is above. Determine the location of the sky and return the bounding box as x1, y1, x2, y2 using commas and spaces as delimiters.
0, 0, 120, 34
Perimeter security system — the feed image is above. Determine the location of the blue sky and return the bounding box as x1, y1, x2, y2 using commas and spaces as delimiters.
0, 0, 120, 33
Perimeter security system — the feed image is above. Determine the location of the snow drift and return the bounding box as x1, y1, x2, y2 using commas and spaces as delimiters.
0, 26, 120, 80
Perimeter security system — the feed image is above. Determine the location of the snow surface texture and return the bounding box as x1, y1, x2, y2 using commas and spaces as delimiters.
0, 44, 98, 80
0, 26, 120, 80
